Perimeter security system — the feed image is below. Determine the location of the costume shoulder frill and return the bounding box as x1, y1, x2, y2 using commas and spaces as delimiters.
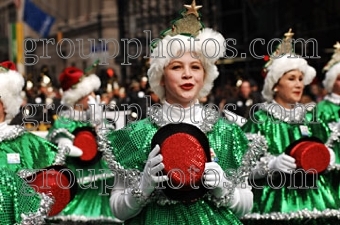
0, 125, 67, 172
103, 118, 264, 225
0, 168, 54, 225
243, 105, 329, 143
46, 117, 120, 224
317, 99, 340, 125
241, 109, 340, 225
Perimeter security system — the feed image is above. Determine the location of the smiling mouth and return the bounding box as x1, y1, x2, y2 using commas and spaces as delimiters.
180, 84, 194, 90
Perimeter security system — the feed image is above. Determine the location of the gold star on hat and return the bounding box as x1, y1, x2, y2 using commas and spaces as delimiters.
333, 41, 340, 52
152, 0, 205, 50
284, 28, 294, 39
262, 28, 295, 75
184, 0, 202, 17
278, 28, 294, 55
323, 41, 340, 72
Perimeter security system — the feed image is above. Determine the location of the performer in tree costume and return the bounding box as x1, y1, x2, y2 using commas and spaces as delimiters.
0, 168, 54, 225
0, 61, 69, 173
102, 1, 265, 225
316, 42, 340, 201
241, 30, 340, 225
317, 42, 340, 163
0, 61, 76, 222
47, 65, 122, 224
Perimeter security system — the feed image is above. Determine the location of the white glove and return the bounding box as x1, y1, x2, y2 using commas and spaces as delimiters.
228, 182, 253, 217
223, 110, 247, 127
57, 137, 83, 157
204, 162, 253, 217
268, 153, 296, 173
204, 162, 232, 198
109, 144, 168, 221
140, 144, 169, 197
328, 147, 336, 166
87, 95, 102, 125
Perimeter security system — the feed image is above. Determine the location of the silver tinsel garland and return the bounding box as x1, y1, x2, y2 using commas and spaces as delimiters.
0, 125, 25, 142
325, 122, 340, 171
97, 124, 268, 207
18, 192, 55, 225
46, 128, 75, 142
242, 208, 340, 220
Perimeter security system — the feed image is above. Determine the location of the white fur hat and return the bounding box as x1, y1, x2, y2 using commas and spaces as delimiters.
0, 61, 24, 121
59, 67, 100, 106
262, 55, 316, 101
147, 1, 225, 102
261, 29, 316, 101
322, 42, 340, 93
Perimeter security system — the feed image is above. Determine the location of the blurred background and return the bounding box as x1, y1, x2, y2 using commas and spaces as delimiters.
0, 0, 340, 130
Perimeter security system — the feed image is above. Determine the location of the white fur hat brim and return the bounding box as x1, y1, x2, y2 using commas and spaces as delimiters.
61, 74, 101, 106
262, 55, 316, 101
0, 70, 24, 120
322, 62, 340, 93
147, 28, 225, 102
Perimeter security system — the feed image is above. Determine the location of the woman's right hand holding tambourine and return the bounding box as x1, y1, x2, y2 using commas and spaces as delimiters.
141, 144, 169, 197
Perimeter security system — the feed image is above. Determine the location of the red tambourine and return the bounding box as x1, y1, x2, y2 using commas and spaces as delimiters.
151, 123, 211, 203
285, 136, 330, 174
25, 165, 77, 216
72, 127, 102, 165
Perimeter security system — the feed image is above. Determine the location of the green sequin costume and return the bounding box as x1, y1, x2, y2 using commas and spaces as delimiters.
0, 123, 72, 224
317, 95, 340, 163
241, 105, 340, 225
106, 117, 250, 225
0, 168, 54, 225
0, 125, 58, 173
317, 99, 340, 125
316, 95, 340, 204
47, 117, 120, 224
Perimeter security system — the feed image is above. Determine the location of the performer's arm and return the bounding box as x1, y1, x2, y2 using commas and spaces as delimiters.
110, 145, 168, 220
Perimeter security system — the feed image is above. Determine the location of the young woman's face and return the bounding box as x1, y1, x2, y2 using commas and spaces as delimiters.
162, 52, 205, 107
332, 74, 340, 95
274, 70, 304, 108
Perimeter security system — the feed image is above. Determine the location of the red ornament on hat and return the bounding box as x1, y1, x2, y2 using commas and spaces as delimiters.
0, 61, 17, 71
59, 67, 84, 91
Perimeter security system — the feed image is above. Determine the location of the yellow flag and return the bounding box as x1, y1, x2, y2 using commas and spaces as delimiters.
16, 22, 24, 65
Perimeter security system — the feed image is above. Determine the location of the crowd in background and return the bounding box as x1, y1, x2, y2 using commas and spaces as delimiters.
9, 71, 329, 132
